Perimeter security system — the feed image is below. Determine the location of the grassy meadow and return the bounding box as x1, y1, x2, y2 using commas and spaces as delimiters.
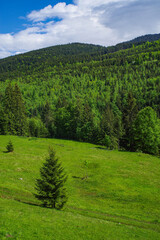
0, 135, 160, 239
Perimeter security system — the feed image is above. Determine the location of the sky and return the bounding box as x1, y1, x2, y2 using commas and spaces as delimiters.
0, 0, 160, 59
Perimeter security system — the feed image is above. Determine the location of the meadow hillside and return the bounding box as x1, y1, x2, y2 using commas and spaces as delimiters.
0, 36, 160, 154
0, 135, 160, 239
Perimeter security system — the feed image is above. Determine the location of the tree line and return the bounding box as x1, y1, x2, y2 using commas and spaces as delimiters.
0, 40, 160, 155
0, 83, 159, 155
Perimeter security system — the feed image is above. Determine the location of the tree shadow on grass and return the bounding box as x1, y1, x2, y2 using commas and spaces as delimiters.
15, 199, 60, 210
15, 198, 41, 208
93, 147, 107, 150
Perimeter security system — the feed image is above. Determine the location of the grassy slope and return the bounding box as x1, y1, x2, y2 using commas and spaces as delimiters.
0, 135, 160, 239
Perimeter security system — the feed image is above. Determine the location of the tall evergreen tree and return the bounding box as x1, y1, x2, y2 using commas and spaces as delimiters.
132, 107, 160, 155
4, 83, 15, 134
41, 101, 55, 137
0, 104, 7, 134
3, 83, 27, 135
121, 92, 138, 150
34, 147, 67, 209
100, 104, 114, 147
13, 83, 27, 135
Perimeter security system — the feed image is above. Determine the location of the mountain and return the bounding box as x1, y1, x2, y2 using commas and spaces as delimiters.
0, 35, 160, 153
106, 33, 160, 53
0, 43, 107, 81
1, 33, 160, 81
128, 33, 160, 44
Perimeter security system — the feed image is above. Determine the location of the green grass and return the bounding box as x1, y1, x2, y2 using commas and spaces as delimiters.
0, 135, 160, 239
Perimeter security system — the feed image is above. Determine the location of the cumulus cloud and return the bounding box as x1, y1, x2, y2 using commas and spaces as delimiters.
0, 0, 160, 58
27, 3, 79, 22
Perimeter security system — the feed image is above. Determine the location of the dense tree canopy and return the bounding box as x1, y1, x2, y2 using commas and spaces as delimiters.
0, 39, 160, 154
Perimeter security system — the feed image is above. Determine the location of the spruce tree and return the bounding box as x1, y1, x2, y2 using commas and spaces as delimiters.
34, 147, 67, 209
0, 105, 7, 134
3, 83, 27, 136
6, 140, 14, 152
13, 83, 27, 136
121, 92, 138, 150
4, 83, 15, 134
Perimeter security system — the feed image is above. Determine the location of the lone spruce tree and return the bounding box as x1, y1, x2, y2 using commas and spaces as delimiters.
35, 147, 67, 209
6, 140, 14, 152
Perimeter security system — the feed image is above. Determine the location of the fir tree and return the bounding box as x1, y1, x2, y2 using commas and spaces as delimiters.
34, 147, 67, 209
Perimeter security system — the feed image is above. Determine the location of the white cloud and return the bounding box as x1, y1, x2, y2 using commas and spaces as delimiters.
28, 3, 79, 22
0, 0, 160, 58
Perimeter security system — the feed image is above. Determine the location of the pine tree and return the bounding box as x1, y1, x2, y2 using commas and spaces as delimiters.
34, 147, 67, 209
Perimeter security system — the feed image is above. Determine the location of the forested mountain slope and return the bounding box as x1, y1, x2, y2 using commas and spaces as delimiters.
129, 33, 160, 44
1, 33, 160, 81
0, 36, 160, 154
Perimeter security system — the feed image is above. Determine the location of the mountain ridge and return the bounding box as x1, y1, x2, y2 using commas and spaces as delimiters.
1, 33, 160, 62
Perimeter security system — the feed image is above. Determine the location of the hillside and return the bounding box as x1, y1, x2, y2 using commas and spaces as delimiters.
0, 135, 160, 239
129, 33, 160, 44
0, 43, 107, 81
0, 36, 160, 153
1, 33, 160, 81
112, 33, 160, 52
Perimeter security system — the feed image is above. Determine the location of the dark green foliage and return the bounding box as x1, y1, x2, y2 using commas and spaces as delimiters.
132, 107, 160, 155
121, 92, 138, 150
0, 105, 7, 134
6, 140, 14, 152
41, 101, 55, 137
128, 33, 160, 44
12, 83, 27, 135
3, 83, 15, 134
0, 39, 160, 154
2, 83, 27, 136
34, 147, 67, 209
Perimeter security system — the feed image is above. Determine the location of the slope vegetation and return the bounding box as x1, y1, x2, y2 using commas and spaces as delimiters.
0, 135, 160, 239
0, 36, 160, 152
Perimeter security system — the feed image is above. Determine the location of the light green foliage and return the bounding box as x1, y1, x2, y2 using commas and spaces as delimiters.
133, 107, 160, 155
28, 118, 48, 138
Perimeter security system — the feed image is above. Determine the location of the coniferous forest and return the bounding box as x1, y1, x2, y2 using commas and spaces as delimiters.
0, 37, 160, 155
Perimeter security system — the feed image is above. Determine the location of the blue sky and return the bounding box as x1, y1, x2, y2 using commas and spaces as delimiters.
0, 0, 73, 33
0, 0, 160, 58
